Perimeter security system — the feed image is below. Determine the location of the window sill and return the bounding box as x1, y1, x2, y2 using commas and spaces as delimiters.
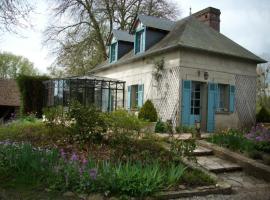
215, 111, 231, 115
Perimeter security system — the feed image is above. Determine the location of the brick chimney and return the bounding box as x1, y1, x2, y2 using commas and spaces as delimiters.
193, 7, 221, 32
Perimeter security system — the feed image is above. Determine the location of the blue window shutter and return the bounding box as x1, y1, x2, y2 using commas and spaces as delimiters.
134, 32, 139, 54
142, 27, 146, 52
207, 83, 218, 132
127, 86, 131, 110
138, 84, 144, 108
181, 80, 192, 126
229, 85, 235, 112
216, 85, 220, 111
109, 45, 111, 63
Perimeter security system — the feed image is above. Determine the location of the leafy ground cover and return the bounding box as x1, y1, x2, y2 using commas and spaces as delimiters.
207, 124, 270, 165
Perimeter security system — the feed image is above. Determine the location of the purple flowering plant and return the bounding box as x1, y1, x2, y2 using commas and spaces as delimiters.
245, 124, 270, 143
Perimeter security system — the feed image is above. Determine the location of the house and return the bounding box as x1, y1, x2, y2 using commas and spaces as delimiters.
0, 79, 20, 122
91, 7, 266, 132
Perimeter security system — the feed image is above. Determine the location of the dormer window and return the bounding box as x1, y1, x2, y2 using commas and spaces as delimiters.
110, 42, 117, 63
135, 29, 145, 54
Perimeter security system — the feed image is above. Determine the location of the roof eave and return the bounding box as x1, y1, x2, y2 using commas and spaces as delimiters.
178, 44, 267, 64
91, 44, 267, 73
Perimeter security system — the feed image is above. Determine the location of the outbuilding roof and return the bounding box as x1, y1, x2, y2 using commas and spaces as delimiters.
93, 16, 266, 72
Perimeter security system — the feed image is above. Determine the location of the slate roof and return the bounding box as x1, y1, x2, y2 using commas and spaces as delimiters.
0, 79, 20, 106
133, 15, 176, 32
92, 16, 266, 72
111, 29, 134, 43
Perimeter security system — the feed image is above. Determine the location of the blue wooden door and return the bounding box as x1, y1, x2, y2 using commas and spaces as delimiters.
181, 80, 192, 126
207, 83, 217, 132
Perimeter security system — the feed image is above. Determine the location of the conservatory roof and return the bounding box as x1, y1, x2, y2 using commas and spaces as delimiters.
44, 75, 125, 83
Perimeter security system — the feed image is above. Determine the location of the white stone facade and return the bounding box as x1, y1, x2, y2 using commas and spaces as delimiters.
95, 48, 258, 131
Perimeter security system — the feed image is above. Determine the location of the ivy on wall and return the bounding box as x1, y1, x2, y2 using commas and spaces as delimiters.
16, 75, 49, 117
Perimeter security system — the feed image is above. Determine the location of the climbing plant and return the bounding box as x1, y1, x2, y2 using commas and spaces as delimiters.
16, 75, 49, 117
153, 58, 165, 82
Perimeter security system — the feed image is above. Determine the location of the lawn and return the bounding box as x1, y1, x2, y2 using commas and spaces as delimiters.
0, 105, 215, 198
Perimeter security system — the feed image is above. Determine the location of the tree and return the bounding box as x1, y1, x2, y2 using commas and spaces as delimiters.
0, 0, 34, 34
0, 52, 38, 79
45, 0, 180, 76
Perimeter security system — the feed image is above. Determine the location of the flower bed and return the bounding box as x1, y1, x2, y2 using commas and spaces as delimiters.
0, 142, 214, 198
207, 124, 270, 165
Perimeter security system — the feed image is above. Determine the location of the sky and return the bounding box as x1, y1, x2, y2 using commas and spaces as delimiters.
0, 0, 270, 74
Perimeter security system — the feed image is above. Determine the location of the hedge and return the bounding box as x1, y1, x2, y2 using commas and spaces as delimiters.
16, 75, 49, 117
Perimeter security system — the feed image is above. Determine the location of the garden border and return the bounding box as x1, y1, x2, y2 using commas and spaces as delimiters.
154, 157, 232, 199
197, 140, 270, 182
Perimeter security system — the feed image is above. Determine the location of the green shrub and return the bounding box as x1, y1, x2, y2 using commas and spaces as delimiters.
155, 119, 167, 133
170, 138, 196, 159
43, 106, 66, 127
0, 120, 69, 143
106, 109, 143, 134
68, 101, 107, 143
16, 75, 49, 117
256, 106, 270, 123
138, 100, 158, 122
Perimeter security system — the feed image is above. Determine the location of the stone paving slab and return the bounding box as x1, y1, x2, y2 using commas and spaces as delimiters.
197, 156, 242, 173
193, 146, 213, 156
218, 172, 269, 189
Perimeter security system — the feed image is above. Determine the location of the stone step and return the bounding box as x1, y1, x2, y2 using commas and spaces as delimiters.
193, 146, 213, 156
197, 156, 242, 173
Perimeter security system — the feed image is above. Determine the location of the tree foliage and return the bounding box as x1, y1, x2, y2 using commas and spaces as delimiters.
0, 52, 38, 79
0, 0, 33, 34
44, 0, 180, 76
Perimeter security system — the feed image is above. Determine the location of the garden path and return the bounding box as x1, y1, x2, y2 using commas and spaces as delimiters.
182, 142, 270, 200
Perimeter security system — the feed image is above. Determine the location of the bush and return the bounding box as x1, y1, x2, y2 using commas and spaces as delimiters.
68, 101, 107, 143
106, 109, 144, 134
155, 119, 167, 133
138, 100, 157, 122
43, 106, 66, 127
0, 119, 70, 144
16, 75, 49, 117
256, 106, 270, 123
170, 138, 196, 159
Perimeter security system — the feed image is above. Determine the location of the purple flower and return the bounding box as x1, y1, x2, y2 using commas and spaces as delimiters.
82, 158, 88, 165
60, 149, 66, 159
70, 152, 78, 162
89, 168, 98, 180
79, 167, 84, 175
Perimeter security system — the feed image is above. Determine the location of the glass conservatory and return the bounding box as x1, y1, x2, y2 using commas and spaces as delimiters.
43, 75, 125, 112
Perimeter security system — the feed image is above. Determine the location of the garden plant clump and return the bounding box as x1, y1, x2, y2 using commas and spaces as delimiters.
208, 124, 270, 162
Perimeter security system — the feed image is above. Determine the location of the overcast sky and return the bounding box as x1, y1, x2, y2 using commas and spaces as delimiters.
0, 0, 269, 74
